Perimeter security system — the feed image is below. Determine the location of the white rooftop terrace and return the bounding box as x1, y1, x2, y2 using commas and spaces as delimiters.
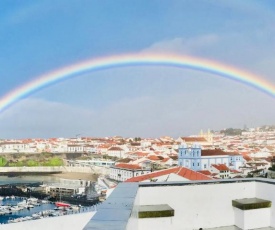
84, 178, 275, 230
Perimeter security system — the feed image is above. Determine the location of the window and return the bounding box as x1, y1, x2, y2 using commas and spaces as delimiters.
192, 162, 194, 166
198, 163, 200, 166
204, 164, 207, 169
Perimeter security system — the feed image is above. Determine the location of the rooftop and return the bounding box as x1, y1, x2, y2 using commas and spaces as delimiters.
84, 178, 275, 230
125, 166, 212, 182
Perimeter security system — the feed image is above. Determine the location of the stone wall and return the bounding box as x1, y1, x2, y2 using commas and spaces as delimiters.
0, 166, 110, 175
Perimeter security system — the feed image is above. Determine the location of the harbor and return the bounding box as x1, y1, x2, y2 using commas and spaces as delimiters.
0, 163, 115, 226
0, 174, 109, 225
0, 196, 96, 224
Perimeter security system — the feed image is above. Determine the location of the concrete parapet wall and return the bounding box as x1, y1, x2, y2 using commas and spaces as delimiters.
63, 166, 110, 175
0, 166, 62, 173
0, 166, 110, 175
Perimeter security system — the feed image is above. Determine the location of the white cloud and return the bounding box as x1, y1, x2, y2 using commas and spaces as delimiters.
141, 30, 275, 85
141, 34, 220, 55
1, 85, 274, 139
0, 99, 95, 138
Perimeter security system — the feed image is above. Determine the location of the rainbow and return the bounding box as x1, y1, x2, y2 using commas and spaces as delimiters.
0, 53, 275, 113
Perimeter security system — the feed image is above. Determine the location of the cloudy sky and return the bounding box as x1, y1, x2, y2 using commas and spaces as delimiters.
0, 0, 275, 139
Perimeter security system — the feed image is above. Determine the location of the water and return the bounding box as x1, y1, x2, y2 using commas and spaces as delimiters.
0, 175, 60, 224
0, 197, 56, 224
0, 176, 98, 224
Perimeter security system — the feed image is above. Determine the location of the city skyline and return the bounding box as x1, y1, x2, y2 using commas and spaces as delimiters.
1, 1, 275, 138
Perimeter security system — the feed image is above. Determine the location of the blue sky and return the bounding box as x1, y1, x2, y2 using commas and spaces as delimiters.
0, 0, 275, 138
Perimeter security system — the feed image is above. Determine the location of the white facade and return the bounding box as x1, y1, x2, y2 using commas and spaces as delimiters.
200, 155, 230, 170
126, 179, 275, 230
140, 140, 151, 148
106, 147, 125, 158
109, 166, 151, 182
0, 142, 26, 153
210, 164, 230, 178
67, 145, 84, 152
178, 144, 244, 171
50, 144, 67, 153
67, 159, 115, 167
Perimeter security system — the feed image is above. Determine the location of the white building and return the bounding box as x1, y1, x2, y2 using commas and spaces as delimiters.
67, 144, 84, 153
67, 159, 115, 167
178, 144, 244, 171
0, 142, 27, 153
210, 164, 231, 179
109, 163, 151, 182
85, 178, 275, 230
106, 146, 125, 158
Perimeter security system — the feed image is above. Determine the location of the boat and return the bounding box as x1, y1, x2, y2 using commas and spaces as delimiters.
70, 205, 80, 210
55, 189, 70, 208
41, 200, 49, 204
27, 204, 34, 209
27, 197, 38, 203
18, 200, 27, 207
27, 198, 39, 206
10, 206, 21, 212
55, 202, 70, 207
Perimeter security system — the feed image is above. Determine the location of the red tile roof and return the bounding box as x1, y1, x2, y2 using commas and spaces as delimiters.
147, 155, 161, 161
169, 155, 179, 160
116, 158, 133, 163
211, 164, 230, 171
201, 149, 227, 156
161, 158, 170, 163
98, 144, 111, 149
243, 154, 252, 162
125, 167, 213, 182
130, 152, 148, 157
115, 163, 141, 170
198, 170, 212, 176
230, 169, 241, 174
226, 152, 241, 156
180, 137, 207, 142
108, 146, 123, 151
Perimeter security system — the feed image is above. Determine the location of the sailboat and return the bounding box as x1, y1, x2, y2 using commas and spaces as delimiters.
55, 201, 70, 207
55, 189, 70, 207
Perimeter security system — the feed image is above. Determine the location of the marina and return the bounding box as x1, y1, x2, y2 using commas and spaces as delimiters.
0, 170, 111, 226
0, 196, 96, 224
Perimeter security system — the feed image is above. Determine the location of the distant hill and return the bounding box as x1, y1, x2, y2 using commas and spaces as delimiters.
220, 128, 243, 136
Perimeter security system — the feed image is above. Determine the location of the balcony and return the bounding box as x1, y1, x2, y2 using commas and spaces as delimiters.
84, 178, 275, 230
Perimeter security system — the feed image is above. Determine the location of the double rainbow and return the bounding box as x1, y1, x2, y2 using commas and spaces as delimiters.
0, 53, 274, 113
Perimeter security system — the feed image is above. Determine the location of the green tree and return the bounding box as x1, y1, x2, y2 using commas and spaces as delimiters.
0, 157, 7, 167
27, 160, 39, 167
